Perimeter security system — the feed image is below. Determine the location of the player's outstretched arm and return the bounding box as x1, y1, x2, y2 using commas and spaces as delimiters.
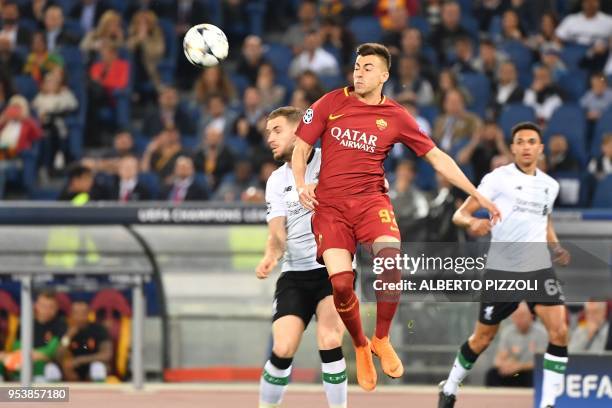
424, 147, 501, 224
256, 217, 287, 279
452, 196, 492, 237
292, 138, 318, 210
547, 215, 570, 266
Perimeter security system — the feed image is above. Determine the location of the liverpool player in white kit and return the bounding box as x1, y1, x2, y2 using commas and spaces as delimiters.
256, 107, 347, 408
438, 122, 571, 408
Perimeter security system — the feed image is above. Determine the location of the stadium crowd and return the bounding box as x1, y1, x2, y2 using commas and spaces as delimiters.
0, 0, 610, 207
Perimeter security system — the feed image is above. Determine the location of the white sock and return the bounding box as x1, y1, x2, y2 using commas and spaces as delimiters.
540, 353, 568, 408
321, 358, 347, 408
443, 346, 476, 396
259, 360, 291, 408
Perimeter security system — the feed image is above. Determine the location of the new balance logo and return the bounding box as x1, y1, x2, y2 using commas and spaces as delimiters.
515, 186, 523, 190
484, 306, 494, 321
284, 186, 292, 192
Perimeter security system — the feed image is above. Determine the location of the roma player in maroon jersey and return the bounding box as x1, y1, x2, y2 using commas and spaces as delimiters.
292, 43, 501, 392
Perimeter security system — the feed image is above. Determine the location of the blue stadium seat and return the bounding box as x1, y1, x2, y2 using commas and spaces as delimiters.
459, 72, 490, 117
264, 42, 293, 81
229, 73, 250, 99
544, 104, 587, 165
415, 158, 436, 191
63, 19, 84, 38
246, 0, 266, 37
13, 75, 38, 101
498, 104, 536, 140
138, 172, 161, 200
560, 43, 589, 70
488, 15, 502, 38
460, 15, 479, 42
319, 74, 344, 91
590, 106, 612, 157
419, 105, 439, 128
181, 134, 199, 152
591, 175, 612, 208
499, 40, 533, 87
348, 16, 383, 43
409, 15, 430, 36
558, 69, 589, 102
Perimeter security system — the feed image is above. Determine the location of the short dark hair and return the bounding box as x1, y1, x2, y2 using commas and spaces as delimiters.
356, 43, 391, 71
67, 164, 93, 180
511, 121, 542, 142
268, 106, 304, 124
36, 289, 57, 302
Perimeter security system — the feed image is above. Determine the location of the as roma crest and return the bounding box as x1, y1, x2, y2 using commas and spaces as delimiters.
376, 118, 387, 131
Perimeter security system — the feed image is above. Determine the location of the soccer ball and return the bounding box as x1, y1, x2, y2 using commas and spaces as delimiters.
183, 23, 229, 67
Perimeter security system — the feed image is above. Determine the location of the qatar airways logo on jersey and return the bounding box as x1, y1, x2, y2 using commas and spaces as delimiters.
330, 127, 378, 153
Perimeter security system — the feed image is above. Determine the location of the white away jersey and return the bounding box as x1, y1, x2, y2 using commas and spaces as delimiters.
477, 163, 559, 272
265, 148, 322, 272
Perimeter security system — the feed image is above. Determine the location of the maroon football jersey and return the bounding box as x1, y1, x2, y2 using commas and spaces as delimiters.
296, 86, 435, 200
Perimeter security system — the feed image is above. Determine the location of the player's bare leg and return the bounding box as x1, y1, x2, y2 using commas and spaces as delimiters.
259, 316, 304, 408
534, 304, 568, 408
370, 236, 404, 378
316, 296, 347, 408
324, 248, 376, 391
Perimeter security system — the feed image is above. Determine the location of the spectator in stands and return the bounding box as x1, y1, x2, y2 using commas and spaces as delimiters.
427, 171, 465, 242
0, 95, 43, 162
32, 69, 78, 175
106, 155, 150, 201
214, 159, 256, 202
451, 36, 478, 74
69, 0, 111, 35
290, 88, 311, 111
0, 290, 67, 382
432, 89, 481, 152
161, 155, 207, 202
285, 0, 319, 53
428, 1, 470, 65
527, 13, 561, 52
125, 0, 165, 22
288, 29, 339, 79
23, 32, 64, 86
193, 65, 236, 106
380, 6, 410, 56
0, 37, 23, 75
256, 63, 286, 112
86, 41, 129, 145
555, 0, 612, 47
569, 301, 610, 353
236, 35, 268, 85
43, 5, 79, 52
391, 56, 434, 106
233, 87, 266, 148
193, 126, 235, 191
399, 27, 436, 81
547, 134, 580, 173
197, 94, 238, 137
0, 71, 15, 112
474, 0, 507, 32
0, 2, 31, 49
588, 133, 612, 180
540, 45, 567, 83
434, 68, 471, 109
486, 302, 547, 387
580, 72, 612, 123
495, 9, 526, 44
319, 16, 356, 70
456, 120, 511, 183
296, 70, 325, 102
80, 10, 125, 60
20, 0, 54, 28
127, 10, 165, 97
523, 65, 563, 123
143, 86, 195, 138
376, 0, 418, 31
241, 161, 274, 203
141, 127, 184, 184
389, 160, 429, 240
58, 163, 102, 201
474, 38, 508, 86
58, 300, 112, 381
81, 130, 137, 175
491, 61, 524, 116
319, 0, 344, 20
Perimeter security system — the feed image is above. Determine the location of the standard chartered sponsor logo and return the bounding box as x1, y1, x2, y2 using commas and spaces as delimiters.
330, 126, 378, 153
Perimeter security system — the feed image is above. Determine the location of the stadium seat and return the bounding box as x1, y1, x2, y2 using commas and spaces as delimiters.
319, 74, 344, 91
181, 134, 199, 151
13, 75, 38, 101
90, 289, 132, 380
559, 69, 588, 102
229, 73, 250, 99
591, 175, 612, 208
498, 104, 536, 140
560, 43, 589, 70
138, 172, 161, 200
459, 72, 490, 117
544, 104, 587, 165
499, 40, 533, 87
591, 106, 612, 157
348, 16, 383, 43
408, 15, 430, 36
264, 42, 293, 81
419, 106, 439, 127
415, 158, 436, 191
0, 289, 19, 352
